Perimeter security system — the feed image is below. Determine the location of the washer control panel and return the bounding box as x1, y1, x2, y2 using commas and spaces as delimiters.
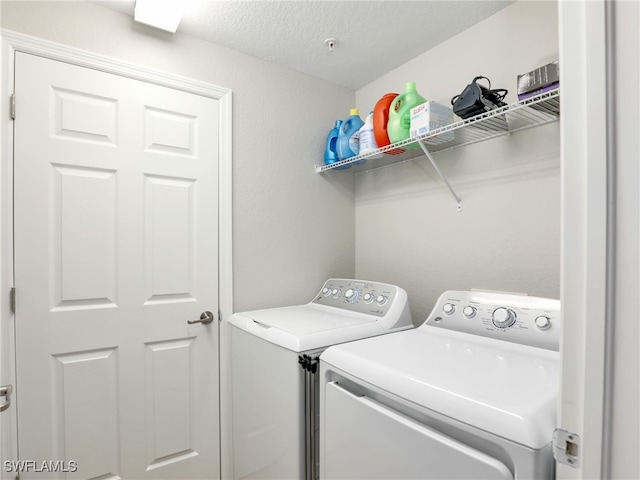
424, 290, 561, 351
312, 279, 399, 317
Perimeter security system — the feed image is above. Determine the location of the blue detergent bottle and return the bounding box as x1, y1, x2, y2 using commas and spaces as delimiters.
324, 120, 343, 165
337, 109, 364, 160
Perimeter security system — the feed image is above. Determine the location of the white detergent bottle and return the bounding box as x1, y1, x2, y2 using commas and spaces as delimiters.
357, 111, 381, 158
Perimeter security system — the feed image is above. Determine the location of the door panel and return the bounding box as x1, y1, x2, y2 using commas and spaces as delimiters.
322, 382, 513, 480
14, 52, 220, 479
144, 107, 197, 156
54, 165, 118, 308
52, 86, 118, 144
144, 338, 197, 469
52, 348, 120, 479
144, 175, 195, 301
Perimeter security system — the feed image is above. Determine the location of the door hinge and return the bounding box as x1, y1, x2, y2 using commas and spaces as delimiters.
553, 428, 580, 468
10, 94, 15, 120
10, 287, 15, 313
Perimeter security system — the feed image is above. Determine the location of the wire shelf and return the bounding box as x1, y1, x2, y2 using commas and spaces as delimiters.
315, 88, 560, 174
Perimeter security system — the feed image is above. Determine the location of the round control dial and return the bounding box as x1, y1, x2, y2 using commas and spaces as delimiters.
535, 315, 552, 331
344, 288, 360, 303
331, 288, 340, 297
463, 306, 476, 318
363, 293, 373, 303
375, 295, 387, 306
442, 303, 455, 315
492, 307, 516, 328
322, 287, 331, 297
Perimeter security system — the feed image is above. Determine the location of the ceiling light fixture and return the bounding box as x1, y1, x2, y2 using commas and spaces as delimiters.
134, 0, 185, 33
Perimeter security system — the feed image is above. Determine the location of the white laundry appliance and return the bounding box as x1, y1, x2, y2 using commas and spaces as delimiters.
320, 290, 561, 480
229, 278, 413, 480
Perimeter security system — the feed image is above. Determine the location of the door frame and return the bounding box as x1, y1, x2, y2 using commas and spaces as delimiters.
0, 29, 234, 480
557, 1, 610, 479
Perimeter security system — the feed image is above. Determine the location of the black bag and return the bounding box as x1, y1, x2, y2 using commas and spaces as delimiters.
451, 76, 508, 119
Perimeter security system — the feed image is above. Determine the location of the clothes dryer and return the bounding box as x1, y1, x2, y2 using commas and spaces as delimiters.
229, 279, 412, 480
320, 290, 561, 479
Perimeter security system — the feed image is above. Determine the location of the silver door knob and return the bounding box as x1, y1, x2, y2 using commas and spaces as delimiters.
187, 311, 214, 325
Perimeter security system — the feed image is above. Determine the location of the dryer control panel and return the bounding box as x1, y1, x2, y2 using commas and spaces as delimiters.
312, 278, 401, 318
424, 290, 561, 351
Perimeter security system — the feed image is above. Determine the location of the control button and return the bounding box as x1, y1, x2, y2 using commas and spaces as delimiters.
375, 295, 387, 305
534, 315, 552, 331
442, 303, 455, 315
322, 287, 331, 296
492, 307, 516, 328
363, 293, 373, 303
331, 288, 340, 296
463, 306, 476, 318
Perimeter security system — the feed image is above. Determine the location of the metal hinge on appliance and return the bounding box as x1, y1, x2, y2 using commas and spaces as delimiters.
10, 287, 15, 313
553, 428, 581, 468
298, 354, 320, 374
10, 94, 15, 120
0, 384, 12, 413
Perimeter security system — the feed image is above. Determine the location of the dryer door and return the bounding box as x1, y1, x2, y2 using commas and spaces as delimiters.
321, 382, 513, 480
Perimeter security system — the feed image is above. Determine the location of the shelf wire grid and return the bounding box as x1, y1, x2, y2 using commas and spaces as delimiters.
316, 89, 560, 174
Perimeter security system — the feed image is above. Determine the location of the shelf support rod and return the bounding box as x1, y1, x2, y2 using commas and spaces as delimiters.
416, 140, 462, 211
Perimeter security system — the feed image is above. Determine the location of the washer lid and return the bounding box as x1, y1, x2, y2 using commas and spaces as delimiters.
321, 327, 559, 449
229, 304, 390, 352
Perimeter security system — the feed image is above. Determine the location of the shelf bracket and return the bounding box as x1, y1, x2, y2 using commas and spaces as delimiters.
416, 140, 462, 211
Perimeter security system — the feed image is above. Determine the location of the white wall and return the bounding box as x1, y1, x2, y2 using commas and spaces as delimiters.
0, 0, 356, 313
354, 1, 560, 322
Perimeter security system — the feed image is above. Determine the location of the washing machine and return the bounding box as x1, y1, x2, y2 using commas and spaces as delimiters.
320, 290, 561, 480
229, 278, 413, 480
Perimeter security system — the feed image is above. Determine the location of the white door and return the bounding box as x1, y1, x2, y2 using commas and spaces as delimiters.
13, 52, 220, 479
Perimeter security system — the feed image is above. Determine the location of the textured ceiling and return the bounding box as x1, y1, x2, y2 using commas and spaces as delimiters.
93, 0, 512, 90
